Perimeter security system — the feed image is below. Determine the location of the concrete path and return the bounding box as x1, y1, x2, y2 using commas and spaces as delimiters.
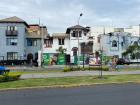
20, 70, 140, 79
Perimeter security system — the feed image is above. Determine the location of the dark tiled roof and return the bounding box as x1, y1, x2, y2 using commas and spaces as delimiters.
0, 16, 28, 26
66, 25, 89, 34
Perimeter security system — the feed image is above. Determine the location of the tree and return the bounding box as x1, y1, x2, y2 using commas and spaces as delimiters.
122, 43, 140, 59
56, 46, 67, 54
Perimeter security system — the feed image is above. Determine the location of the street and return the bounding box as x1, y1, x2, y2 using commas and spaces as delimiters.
0, 83, 140, 105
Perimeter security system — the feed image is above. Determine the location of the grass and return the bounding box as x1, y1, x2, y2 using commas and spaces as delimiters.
118, 68, 140, 71
10, 69, 63, 75
0, 74, 140, 89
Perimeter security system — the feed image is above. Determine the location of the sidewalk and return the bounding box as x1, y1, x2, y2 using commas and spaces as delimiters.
20, 70, 140, 79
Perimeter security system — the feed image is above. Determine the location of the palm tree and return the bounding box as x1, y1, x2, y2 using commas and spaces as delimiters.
122, 42, 140, 60
56, 46, 67, 54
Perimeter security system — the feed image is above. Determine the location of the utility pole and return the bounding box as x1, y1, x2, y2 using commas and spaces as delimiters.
41, 24, 44, 67
77, 13, 83, 67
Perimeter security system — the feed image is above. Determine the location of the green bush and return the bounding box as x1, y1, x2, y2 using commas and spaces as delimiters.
63, 67, 71, 72
87, 66, 109, 71
0, 74, 21, 82
63, 66, 109, 72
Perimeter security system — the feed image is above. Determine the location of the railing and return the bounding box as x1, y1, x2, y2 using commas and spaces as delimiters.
6, 30, 18, 36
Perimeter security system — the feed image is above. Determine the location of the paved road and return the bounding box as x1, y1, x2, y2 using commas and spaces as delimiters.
0, 83, 140, 105
21, 70, 140, 79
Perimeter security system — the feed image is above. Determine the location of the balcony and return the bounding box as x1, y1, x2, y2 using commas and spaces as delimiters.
6, 30, 18, 36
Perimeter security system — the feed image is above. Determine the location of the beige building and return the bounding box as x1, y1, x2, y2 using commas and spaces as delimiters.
124, 25, 140, 36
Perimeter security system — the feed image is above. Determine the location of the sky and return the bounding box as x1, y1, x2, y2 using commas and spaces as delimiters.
0, 0, 140, 33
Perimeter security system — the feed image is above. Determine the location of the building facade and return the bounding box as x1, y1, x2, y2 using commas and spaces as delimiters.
0, 16, 28, 61
0, 16, 48, 65
42, 25, 140, 65
42, 25, 92, 65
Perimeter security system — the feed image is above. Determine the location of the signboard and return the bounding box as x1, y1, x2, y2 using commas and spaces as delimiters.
57, 54, 65, 65
43, 53, 50, 65
89, 55, 100, 66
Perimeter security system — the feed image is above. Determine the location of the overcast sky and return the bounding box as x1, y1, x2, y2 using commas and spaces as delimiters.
0, 0, 140, 33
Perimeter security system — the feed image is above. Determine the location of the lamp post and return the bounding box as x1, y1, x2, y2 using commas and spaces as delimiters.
83, 42, 88, 68
78, 13, 83, 25
99, 47, 103, 78
77, 13, 83, 66
41, 24, 44, 67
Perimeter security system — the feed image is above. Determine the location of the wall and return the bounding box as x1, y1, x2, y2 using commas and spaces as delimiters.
0, 23, 26, 60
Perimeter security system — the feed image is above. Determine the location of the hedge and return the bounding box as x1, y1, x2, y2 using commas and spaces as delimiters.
0, 74, 21, 82
63, 66, 109, 72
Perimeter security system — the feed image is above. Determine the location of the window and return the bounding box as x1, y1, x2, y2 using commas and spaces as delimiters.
121, 42, 124, 47
72, 31, 82, 37
112, 40, 117, 47
7, 52, 18, 60
72, 31, 76, 37
45, 39, 53, 47
27, 39, 37, 46
7, 26, 17, 31
84, 32, 87, 36
134, 41, 138, 46
6, 38, 18, 46
97, 37, 100, 43
58, 38, 65, 45
79, 31, 82, 37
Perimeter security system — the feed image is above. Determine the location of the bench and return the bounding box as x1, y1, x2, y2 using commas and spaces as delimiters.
89, 64, 102, 70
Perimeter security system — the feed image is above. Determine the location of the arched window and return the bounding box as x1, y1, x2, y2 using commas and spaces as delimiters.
134, 41, 138, 46
112, 40, 117, 47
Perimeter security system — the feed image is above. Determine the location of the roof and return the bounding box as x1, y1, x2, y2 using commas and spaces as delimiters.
99, 32, 132, 37
66, 25, 89, 34
27, 25, 48, 39
52, 33, 69, 38
0, 16, 28, 27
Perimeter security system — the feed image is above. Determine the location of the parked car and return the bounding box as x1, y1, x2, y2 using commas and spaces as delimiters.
117, 58, 130, 65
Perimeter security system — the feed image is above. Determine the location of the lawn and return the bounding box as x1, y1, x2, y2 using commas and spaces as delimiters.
0, 74, 140, 89
9, 69, 63, 75
118, 68, 140, 71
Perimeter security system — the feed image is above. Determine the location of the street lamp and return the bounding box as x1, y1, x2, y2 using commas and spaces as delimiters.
78, 13, 83, 25
99, 47, 103, 78
82, 42, 88, 68
41, 24, 44, 67
77, 13, 83, 66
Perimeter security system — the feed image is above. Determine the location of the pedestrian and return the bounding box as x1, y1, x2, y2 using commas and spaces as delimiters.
112, 57, 118, 71
108, 59, 113, 71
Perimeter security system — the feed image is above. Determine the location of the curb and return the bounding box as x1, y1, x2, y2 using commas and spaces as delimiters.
0, 81, 138, 92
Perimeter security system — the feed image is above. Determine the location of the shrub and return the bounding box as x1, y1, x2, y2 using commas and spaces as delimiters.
88, 66, 109, 71
63, 66, 109, 72
63, 67, 71, 72
0, 74, 21, 82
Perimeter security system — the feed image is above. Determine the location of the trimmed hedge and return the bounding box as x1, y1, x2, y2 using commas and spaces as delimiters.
63, 66, 109, 72
0, 74, 21, 82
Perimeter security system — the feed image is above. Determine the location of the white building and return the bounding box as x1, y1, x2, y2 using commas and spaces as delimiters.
89, 25, 140, 53
42, 25, 92, 65
124, 25, 140, 36
40, 25, 140, 65
90, 26, 115, 52
100, 32, 140, 59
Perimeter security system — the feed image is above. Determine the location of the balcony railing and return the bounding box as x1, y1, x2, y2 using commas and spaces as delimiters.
6, 30, 18, 36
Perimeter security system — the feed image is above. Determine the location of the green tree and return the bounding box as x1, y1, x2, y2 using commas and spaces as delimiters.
122, 42, 140, 59
56, 46, 67, 54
